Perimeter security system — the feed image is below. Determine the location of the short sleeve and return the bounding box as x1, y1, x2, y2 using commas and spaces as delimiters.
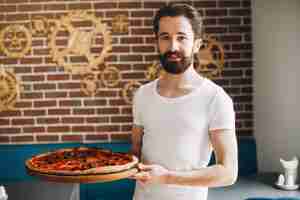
132, 88, 143, 127
208, 88, 235, 131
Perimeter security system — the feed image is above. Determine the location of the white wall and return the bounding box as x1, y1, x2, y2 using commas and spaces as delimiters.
253, 0, 300, 172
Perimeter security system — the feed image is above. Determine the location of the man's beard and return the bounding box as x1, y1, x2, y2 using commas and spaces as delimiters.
159, 51, 192, 74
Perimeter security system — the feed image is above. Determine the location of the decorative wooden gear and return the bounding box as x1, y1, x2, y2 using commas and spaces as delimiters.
80, 73, 100, 97
112, 15, 129, 34
0, 24, 32, 58
49, 10, 112, 74
145, 62, 166, 81
122, 81, 142, 104
100, 66, 121, 88
0, 67, 22, 111
30, 16, 53, 37
196, 35, 225, 79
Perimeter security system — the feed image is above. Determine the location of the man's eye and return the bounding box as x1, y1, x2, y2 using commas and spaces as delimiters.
160, 36, 169, 40
177, 36, 187, 41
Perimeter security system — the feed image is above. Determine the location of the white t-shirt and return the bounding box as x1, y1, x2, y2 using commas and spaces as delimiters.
132, 77, 235, 200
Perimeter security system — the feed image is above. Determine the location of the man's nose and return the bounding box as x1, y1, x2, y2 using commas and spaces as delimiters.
169, 39, 179, 52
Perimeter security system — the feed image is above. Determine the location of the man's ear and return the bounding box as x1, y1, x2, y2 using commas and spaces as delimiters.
193, 38, 202, 52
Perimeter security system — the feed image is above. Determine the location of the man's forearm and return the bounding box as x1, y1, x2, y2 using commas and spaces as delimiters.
165, 164, 237, 188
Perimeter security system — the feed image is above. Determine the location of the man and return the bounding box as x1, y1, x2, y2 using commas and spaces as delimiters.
131, 4, 238, 200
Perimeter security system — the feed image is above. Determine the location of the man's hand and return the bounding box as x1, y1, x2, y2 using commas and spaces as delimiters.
131, 163, 169, 186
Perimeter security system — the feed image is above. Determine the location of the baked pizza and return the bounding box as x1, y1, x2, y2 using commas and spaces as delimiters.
25, 147, 138, 175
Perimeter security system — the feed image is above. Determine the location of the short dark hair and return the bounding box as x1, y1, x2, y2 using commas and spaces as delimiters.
153, 4, 203, 39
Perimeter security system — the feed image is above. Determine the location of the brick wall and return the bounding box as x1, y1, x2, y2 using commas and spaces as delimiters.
0, 0, 253, 144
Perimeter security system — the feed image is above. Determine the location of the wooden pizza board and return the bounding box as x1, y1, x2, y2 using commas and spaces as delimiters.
26, 168, 138, 183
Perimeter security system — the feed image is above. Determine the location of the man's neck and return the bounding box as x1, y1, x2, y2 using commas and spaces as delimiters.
159, 66, 200, 90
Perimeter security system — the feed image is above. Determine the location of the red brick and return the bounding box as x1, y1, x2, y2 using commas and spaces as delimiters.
218, 1, 241, 7
69, 91, 86, 98
144, 1, 167, 8
145, 37, 156, 44
6, 14, 29, 21
85, 134, 108, 141
218, 17, 241, 25
24, 109, 46, 116
0, 5, 16, 12
231, 78, 252, 85
229, 25, 251, 33
122, 72, 145, 79
194, 1, 217, 8
121, 125, 132, 132
12, 118, 34, 125
73, 108, 95, 115
130, 19, 142, 26
111, 133, 130, 142
232, 43, 252, 51
14, 67, 32, 73
48, 126, 70, 133
203, 18, 217, 26
33, 48, 50, 56
97, 108, 119, 115
120, 55, 143, 62
68, 3, 91, 10
230, 9, 251, 16
59, 100, 82, 107
0, 119, 9, 126
94, 2, 117, 9
145, 54, 159, 61
0, 128, 21, 134
225, 52, 241, 59
62, 117, 84, 124
204, 26, 227, 34
44, 4, 66, 11
15, 101, 33, 108
34, 100, 57, 108
18, 4, 42, 12
94, 91, 118, 98
47, 74, 70, 81
33, 83, 56, 90
21, 92, 43, 99
131, 10, 153, 18
112, 46, 130, 53
46, 92, 68, 98
106, 11, 128, 18
22, 75, 45, 82
11, 135, 34, 143
86, 117, 109, 124
121, 37, 143, 44
242, 0, 251, 8
72, 126, 95, 132
58, 82, 80, 89
132, 46, 155, 53
36, 135, 59, 142
96, 125, 120, 132
0, 110, 21, 117
121, 107, 132, 115
205, 9, 228, 17
23, 126, 45, 133
111, 116, 132, 123
0, 58, 18, 65
119, 2, 141, 9
37, 117, 59, 124
83, 99, 107, 106
109, 99, 127, 106
219, 35, 242, 42
61, 134, 82, 142
48, 109, 70, 115
0, 136, 10, 143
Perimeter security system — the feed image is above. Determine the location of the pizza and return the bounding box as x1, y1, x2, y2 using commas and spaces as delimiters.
25, 147, 138, 175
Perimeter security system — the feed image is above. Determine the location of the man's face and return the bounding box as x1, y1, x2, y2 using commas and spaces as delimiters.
157, 16, 197, 74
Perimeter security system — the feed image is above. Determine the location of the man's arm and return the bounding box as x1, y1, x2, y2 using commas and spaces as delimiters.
130, 125, 144, 159
165, 129, 238, 187
134, 129, 238, 188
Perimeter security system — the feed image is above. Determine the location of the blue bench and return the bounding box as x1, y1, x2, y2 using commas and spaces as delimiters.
0, 137, 257, 200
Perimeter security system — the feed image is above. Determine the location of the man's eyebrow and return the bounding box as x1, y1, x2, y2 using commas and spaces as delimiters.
158, 32, 188, 37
